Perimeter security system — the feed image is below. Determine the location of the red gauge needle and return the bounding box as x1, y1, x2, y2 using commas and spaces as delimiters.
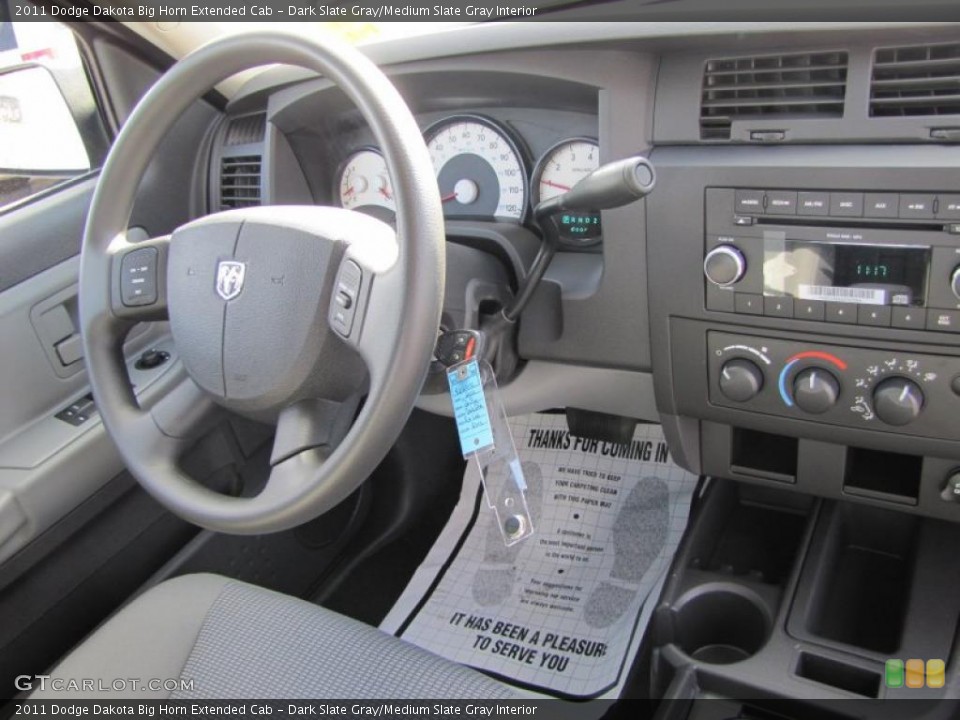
440, 192, 458, 202
343, 186, 355, 197
541, 179, 572, 192
379, 188, 392, 200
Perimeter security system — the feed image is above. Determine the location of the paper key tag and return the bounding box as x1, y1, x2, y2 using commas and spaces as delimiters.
447, 358, 494, 457
448, 358, 534, 546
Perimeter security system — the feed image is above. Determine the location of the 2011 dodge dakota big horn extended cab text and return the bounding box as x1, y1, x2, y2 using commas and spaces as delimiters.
1, 4, 960, 718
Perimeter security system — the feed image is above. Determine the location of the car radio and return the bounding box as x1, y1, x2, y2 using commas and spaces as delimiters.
703, 187, 960, 333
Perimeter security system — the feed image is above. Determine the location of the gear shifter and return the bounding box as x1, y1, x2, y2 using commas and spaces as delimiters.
476, 155, 656, 378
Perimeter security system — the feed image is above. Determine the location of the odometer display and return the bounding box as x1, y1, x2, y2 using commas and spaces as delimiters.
426, 117, 527, 221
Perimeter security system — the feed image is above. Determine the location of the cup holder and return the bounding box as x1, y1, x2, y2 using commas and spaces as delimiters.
671, 583, 771, 665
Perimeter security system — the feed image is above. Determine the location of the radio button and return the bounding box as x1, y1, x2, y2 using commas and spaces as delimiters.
794, 299, 826, 321
937, 194, 960, 221
763, 296, 794, 318
927, 309, 960, 332
734, 293, 764, 315
830, 192, 864, 217
864, 193, 900, 218
704, 245, 747, 287
735, 190, 765, 215
825, 303, 858, 323
798, 192, 830, 216
899, 193, 936, 219
891, 307, 926, 329
858, 305, 892, 327
766, 191, 798, 215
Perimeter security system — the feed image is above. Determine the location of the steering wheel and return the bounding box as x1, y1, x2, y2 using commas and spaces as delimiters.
78, 32, 445, 534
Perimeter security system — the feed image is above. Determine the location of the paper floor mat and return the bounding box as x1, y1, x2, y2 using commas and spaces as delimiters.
380, 413, 699, 699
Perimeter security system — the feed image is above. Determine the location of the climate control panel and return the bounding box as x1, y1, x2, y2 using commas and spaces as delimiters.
708, 331, 960, 440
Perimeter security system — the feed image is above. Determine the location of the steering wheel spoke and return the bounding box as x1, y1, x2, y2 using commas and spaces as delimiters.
270, 395, 360, 466
109, 233, 170, 322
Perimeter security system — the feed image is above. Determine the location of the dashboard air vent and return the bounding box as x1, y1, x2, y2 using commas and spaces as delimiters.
224, 113, 266, 146
700, 51, 848, 139
220, 155, 261, 209
870, 43, 960, 117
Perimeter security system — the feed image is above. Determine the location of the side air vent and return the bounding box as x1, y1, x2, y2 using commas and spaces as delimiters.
220, 155, 261, 209
700, 51, 848, 140
870, 43, 960, 117
224, 113, 266, 146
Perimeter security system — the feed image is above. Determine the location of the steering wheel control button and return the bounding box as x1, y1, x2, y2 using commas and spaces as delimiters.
873, 377, 924, 426
719, 358, 764, 403
120, 247, 159, 307
330, 261, 362, 337
941, 471, 960, 503
793, 368, 841, 414
135, 349, 170, 370
704, 245, 746, 287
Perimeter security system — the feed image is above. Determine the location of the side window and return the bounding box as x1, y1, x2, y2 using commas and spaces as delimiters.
0, 9, 108, 209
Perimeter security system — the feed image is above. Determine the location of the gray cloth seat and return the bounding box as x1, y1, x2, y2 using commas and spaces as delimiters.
32, 573, 516, 700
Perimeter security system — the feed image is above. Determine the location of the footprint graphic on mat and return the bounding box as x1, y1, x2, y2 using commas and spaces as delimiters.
471, 461, 543, 607
583, 477, 669, 629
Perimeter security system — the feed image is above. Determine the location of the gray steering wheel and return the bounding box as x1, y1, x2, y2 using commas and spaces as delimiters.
78, 31, 444, 533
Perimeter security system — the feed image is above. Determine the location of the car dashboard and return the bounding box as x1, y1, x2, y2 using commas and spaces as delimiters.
198, 24, 960, 703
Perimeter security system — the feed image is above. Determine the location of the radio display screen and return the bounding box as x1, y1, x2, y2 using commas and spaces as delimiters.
763, 241, 930, 307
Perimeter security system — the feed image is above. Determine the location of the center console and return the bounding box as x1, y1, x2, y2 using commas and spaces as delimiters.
645, 144, 960, 705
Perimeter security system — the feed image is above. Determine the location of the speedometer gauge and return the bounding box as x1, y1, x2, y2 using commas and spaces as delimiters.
337, 148, 395, 221
426, 116, 527, 222
533, 138, 601, 244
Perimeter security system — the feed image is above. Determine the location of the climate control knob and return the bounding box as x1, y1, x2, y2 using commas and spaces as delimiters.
719, 358, 764, 402
951, 266, 960, 301
873, 377, 924, 426
704, 245, 747, 287
793, 368, 840, 414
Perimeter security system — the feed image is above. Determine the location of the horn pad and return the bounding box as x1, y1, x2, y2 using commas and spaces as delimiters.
166, 208, 366, 414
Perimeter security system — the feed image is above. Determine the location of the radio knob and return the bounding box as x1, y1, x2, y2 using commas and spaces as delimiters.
873, 377, 924, 426
793, 368, 840, 414
704, 245, 747, 287
951, 266, 960, 301
719, 358, 764, 402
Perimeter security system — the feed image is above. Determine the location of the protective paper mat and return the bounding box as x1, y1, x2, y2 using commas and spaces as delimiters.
381, 413, 699, 699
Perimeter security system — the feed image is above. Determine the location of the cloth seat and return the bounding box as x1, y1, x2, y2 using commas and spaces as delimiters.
32, 573, 516, 700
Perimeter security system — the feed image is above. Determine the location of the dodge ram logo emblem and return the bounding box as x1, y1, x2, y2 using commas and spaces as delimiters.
215, 261, 246, 301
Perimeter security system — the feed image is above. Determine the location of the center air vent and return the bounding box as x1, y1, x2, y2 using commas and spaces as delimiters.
220, 155, 261, 209
700, 51, 848, 140
870, 43, 960, 117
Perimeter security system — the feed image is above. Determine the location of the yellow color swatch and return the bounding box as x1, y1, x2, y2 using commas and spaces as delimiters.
905, 659, 925, 689
926, 659, 945, 689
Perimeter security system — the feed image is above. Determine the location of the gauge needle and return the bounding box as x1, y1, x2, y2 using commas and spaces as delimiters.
440, 191, 458, 202
343, 186, 355, 197
379, 188, 392, 200
542, 180, 572, 192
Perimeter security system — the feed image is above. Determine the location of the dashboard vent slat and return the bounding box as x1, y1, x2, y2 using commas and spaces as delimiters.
700, 51, 848, 140
224, 114, 267, 146
870, 43, 960, 117
220, 155, 262, 209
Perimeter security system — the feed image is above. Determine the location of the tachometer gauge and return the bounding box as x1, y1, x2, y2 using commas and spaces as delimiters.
426, 116, 527, 222
337, 148, 395, 221
533, 138, 601, 244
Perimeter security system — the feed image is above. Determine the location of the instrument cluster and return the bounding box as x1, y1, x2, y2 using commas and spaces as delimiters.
335, 114, 601, 246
